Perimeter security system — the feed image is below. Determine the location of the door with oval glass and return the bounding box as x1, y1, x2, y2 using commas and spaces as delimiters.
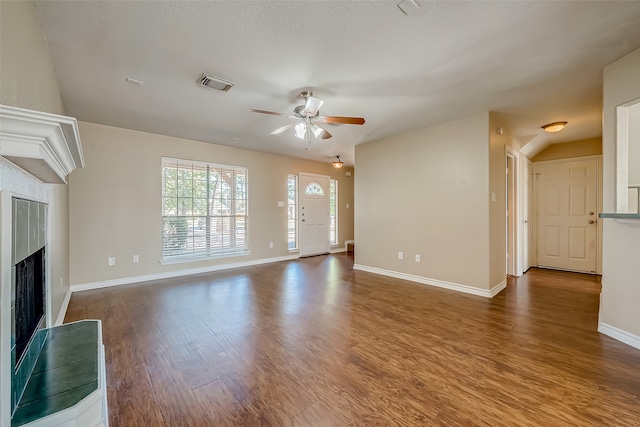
298, 172, 330, 257
535, 158, 598, 273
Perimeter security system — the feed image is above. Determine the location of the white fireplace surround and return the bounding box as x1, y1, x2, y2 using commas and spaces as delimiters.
0, 105, 84, 184
0, 105, 84, 427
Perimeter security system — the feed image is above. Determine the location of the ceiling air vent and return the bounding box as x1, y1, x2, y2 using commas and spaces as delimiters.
197, 73, 235, 92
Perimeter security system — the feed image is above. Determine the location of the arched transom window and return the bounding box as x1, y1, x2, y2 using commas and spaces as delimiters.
305, 182, 324, 196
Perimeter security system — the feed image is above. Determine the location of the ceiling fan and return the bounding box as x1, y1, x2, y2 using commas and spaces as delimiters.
249, 91, 365, 144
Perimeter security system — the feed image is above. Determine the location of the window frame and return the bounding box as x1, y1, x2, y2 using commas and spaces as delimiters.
329, 179, 338, 245
287, 174, 298, 250
161, 157, 249, 263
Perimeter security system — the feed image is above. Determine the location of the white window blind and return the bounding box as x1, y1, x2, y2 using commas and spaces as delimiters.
162, 157, 248, 261
287, 175, 298, 249
329, 179, 338, 245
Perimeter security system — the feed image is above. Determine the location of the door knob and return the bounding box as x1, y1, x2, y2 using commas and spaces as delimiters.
302, 219, 306, 222
589, 212, 595, 215
588, 220, 595, 224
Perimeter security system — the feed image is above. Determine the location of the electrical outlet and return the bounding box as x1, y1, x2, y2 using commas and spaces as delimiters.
415, 254, 421, 262
269, 242, 274, 249
398, 251, 403, 260
108, 257, 116, 266
133, 255, 139, 263
346, 203, 350, 209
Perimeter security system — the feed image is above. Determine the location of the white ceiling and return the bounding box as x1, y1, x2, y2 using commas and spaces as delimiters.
35, 1, 640, 166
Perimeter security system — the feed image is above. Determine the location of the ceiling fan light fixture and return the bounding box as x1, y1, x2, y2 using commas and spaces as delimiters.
303, 96, 324, 116
333, 156, 344, 169
542, 121, 567, 133
294, 122, 306, 140
311, 124, 323, 138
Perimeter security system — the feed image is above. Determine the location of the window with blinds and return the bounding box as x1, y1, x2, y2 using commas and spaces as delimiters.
161, 158, 248, 261
329, 179, 338, 245
287, 175, 298, 249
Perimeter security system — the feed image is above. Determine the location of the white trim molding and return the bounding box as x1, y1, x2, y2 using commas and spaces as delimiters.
598, 322, 640, 350
0, 105, 84, 183
72, 254, 299, 293
55, 288, 72, 326
353, 264, 506, 298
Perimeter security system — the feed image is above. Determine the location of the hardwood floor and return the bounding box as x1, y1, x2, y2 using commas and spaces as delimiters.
64, 255, 640, 426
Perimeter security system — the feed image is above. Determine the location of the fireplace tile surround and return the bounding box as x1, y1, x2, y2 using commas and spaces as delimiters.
11, 321, 101, 427
10, 198, 48, 414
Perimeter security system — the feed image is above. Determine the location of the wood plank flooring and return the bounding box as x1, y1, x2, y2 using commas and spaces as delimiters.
64, 255, 640, 426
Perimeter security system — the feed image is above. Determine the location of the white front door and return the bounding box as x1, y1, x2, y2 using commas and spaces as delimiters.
536, 158, 598, 273
298, 173, 330, 257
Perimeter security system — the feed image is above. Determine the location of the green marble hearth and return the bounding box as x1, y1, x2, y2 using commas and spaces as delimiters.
11, 321, 100, 427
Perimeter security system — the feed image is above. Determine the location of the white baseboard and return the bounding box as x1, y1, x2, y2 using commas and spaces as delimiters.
598, 322, 640, 350
71, 254, 299, 293
55, 288, 72, 326
330, 239, 354, 254
489, 279, 507, 297
353, 264, 505, 298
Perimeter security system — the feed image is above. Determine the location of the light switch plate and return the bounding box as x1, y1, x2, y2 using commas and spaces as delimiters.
277, 201, 285, 207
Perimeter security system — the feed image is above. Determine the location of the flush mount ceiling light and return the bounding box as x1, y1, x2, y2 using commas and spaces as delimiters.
542, 121, 567, 133
332, 156, 344, 169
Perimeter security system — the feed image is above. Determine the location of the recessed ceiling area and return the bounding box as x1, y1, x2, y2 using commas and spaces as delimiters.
34, 1, 640, 165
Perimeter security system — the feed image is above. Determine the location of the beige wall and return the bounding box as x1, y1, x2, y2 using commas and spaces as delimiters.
532, 137, 602, 162
488, 114, 511, 286
0, 0, 69, 322
354, 113, 497, 291
69, 122, 354, 286
0, 1, 65, 115
600, 47, 640, 340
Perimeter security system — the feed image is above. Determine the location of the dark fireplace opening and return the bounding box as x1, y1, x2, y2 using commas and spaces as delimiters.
15, 247, 46, 366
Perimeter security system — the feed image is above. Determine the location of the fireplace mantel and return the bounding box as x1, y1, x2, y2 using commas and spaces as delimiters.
0, 105, 84, 183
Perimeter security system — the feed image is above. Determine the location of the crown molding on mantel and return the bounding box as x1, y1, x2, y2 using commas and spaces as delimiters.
0, 105, 84, 184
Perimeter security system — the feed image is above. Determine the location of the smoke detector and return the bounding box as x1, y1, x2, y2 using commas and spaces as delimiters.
197, 73, 235, 92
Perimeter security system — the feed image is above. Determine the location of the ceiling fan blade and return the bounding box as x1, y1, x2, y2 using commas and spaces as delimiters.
317, 116, 365, 125
249, 109, 296, 119
270, 123, 296, 135
312, 123, 332, 140
302, 96, 324, 116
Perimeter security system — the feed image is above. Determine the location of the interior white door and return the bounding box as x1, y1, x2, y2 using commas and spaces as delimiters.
536, 159, 598, 273
298, 173, 330, 257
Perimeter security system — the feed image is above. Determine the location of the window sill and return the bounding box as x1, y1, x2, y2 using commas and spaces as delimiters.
160, 250, 250, 266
